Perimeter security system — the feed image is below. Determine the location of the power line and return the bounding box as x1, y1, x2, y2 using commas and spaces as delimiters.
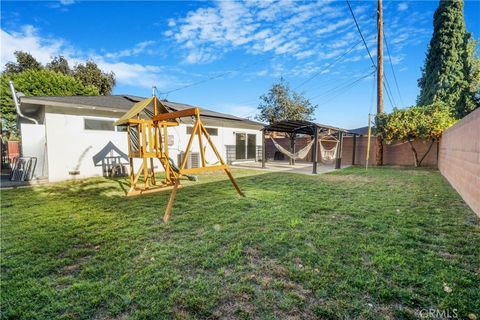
383, 75, 396, 108
309, 68, 375, 101
293, 39, 362, 90
346, 0, 376, 67
158, 54, 275, 95
316, 71, 375, 105
346, 0, 396, 108
384, 31, 404, 106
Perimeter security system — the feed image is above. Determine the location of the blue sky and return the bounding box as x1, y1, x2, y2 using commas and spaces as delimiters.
1, 0, 479, 129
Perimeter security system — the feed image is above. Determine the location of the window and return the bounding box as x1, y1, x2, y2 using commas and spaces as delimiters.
186, 126, 218, 136
116, 125, 128, 132
84, 118, 114, 131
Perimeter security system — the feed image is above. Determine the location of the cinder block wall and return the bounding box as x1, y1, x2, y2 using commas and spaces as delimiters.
342, 137, 438, 166
438, 108, 480, 216
264, 135, 438, 166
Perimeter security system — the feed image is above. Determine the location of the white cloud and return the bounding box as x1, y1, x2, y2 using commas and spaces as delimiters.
0, 26, 178, 90
397, 2, 408, 12
165, 0, 425, 69
166, 1, 356, 64
315, 18, 351, 36
1, 25, 74, 67
256, 70, 268, 76
104, 40, 156, 60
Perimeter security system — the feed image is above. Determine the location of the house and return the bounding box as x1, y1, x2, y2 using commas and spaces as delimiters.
16, 95, 263, 182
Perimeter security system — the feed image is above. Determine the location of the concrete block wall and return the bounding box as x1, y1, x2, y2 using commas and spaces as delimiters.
342, 137, 438, 167
265, 135, 438, 166
438, 108, 480, 216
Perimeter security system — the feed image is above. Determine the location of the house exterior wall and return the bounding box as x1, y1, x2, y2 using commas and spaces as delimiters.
438, 108, 480, 217
44, 112, 129, 182
42, 108, 261, 182
20, 123, 48, 179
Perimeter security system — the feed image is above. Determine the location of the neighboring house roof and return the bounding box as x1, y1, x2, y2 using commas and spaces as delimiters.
348, 126, 374, 136
20, 95, 263, 129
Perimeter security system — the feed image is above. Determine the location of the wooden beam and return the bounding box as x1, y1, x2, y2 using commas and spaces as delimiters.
224, 168, 245, 197
132, 162, 144, 186
127, 183, 183, 197
197, 121, 206, 167
163, 179, 180, 223
200, 123, 244, 196
149, 158, 156, 185
179, 165, 228, 175
163, 125, 171, 183
152, 108, 199, 122
179, 121, 199, 171
126, 119, 154, 125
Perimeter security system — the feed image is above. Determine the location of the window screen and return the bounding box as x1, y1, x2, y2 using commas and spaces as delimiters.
84, 119, 114, 131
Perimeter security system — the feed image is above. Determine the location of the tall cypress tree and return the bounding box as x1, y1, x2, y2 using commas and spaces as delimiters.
417, 0, 479, 118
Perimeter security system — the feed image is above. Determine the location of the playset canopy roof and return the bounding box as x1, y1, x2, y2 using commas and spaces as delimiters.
113, 96, 171, 125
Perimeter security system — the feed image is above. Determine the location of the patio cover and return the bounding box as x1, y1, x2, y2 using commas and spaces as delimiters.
262, 120, 347, 135
261, 120, 347, 173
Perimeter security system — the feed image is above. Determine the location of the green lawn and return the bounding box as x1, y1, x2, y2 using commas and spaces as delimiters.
1, 167, 479, 319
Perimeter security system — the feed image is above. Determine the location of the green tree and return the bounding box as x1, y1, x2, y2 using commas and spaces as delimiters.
46, 56, 72, 75
256, 78, 316, 124
417, 0, 480, 118
375, 103, 456, 167
1, 69, 99, 133
3, 51, 116, 95
73, 61, 116, 95
4, 51, 42, 74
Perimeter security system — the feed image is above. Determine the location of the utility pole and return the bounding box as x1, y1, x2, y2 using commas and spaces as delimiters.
375, 0, 384, 165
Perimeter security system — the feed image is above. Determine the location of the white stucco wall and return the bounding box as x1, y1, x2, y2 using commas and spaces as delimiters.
44, 112, 130, 182
20, 123, 48, 179
43, 111, 261, 182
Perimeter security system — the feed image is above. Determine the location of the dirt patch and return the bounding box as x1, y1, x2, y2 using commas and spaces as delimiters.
212, 294, 257, 320
94, 310, 130, 320
320, 174, 374, 184
440, 251, 458, 260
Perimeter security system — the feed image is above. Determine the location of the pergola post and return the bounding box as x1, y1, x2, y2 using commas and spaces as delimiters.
290, 133, 296, 165
262, 130, 266, 169
352, 134, 357, 165
312, 127, 318, 174
335, 131, 344, 169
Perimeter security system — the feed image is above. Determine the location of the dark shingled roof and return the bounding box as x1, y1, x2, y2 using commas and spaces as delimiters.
22, 95, 145, 110
20, 95, 263, 127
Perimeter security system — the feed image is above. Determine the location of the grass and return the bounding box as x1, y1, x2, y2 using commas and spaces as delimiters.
1, 166, 479, 319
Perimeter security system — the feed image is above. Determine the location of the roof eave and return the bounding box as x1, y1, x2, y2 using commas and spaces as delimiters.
20, 97, 127, 114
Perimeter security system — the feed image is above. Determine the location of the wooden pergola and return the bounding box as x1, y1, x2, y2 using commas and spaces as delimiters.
261, 120, 347, 174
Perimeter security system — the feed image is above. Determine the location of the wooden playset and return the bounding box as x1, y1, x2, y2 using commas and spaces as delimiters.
114, 96, 244, 223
